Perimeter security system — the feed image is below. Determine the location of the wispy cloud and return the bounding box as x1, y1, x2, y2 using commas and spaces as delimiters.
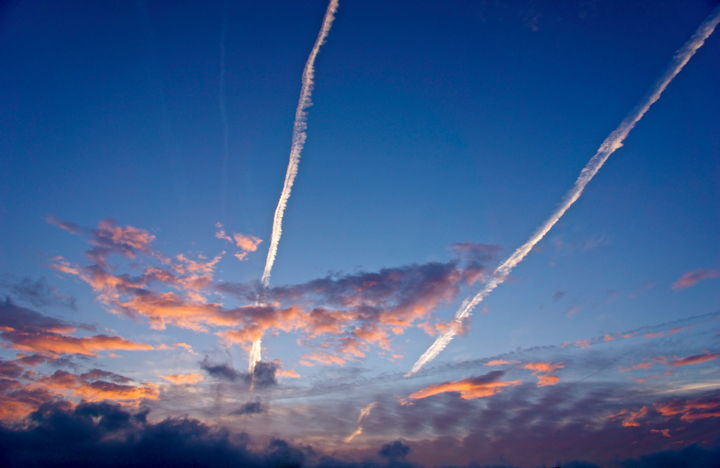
672, 268, 719, 290
408, 371, 521, 400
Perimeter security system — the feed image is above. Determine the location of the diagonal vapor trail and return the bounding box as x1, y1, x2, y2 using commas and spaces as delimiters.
344, 401, 377, 443
407, 5, 720, 377
249, 0, 339, 373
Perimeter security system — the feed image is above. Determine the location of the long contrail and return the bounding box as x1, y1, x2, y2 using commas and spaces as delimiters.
250, 0, 340, 372
407, 5, 720, 377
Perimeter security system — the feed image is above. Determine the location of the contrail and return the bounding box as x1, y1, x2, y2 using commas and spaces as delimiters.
250, 0, 340, 372
248, 336, 262, 374
219, 0, 230, 218
344, 401, 377, 443
407, 5, 720, 377
261, 0, 339, 288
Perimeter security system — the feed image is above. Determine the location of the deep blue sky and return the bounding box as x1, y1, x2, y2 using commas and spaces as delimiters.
0, 1, 719, 466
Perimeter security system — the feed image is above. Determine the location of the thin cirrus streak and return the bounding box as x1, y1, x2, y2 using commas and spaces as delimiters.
250, 0, 339, 373
406, 5, 720, 377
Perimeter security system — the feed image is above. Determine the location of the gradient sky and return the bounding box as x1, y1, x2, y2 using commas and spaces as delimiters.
1, 1, 719, 467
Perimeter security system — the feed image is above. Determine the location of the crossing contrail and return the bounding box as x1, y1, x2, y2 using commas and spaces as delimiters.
407, 4, 720, 377
250, 0, 340, 372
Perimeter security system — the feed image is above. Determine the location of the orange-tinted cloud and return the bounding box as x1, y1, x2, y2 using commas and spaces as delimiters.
621, 406, 649, 427
621, 362, 653, 373
523, 362, 564, 373
300, 351, 347, 366
536, 375, 560, 387
672, 268, 719, 290
644, 327, 682, 339
53, 218, 500, 366
160, 373, 205, 385
656, 396, 720, 422
485, 359, 516, 366
523, 362, 564, 387
4, 330, 153, 357
37, 370, 159, 404
409, 371, 522, 400
215, 222, 262, 261
277, 369, 301, 379
670, 351, 719, 367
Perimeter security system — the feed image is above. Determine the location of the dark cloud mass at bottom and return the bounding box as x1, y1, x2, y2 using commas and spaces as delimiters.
0, 401, 719, 468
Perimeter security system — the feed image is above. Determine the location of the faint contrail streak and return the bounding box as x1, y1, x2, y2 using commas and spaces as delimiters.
219, 0, 230, 218
250, 0, 339, 372
407, 5, 720, 377
344, 401, 377, 443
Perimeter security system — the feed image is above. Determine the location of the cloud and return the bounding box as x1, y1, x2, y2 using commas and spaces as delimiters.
408, 371, 522, 400
671, 351, 720, 367
161, 373, 205, 385
0, 297, 76, 334
36, 371, 159, 404
672, 268, 720, 290
643, 327, 682, 339
0, 298, 152, 357
378, 440, 410, 460
484, 359, 516, 366
48, 217, 155, 267
232, 400, 265, 416
0, 276, 76, 310
215, 223, 262, 261
522, 362, 564, 373
536, 375, 560, 387
656, 394, 720, 422
3, 331, 153, 357
277, 369, 301, 379
52, 217, 499, 365
81, 369, 134, 384
199, 359, 277, 388
219, 255, 495, 362
200, 359, 243, 382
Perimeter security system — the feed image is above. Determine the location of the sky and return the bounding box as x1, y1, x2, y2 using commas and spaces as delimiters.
0, 0, 719, 467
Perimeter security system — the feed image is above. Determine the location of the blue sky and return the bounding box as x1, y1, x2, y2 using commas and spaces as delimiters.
0, 1, 719, 466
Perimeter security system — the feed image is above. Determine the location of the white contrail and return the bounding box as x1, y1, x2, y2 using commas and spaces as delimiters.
407, 5, 720, 377
344, 401, 377, 443
248, 336, 262, 373
261, 0, 339, 288
250, 0, 339, 373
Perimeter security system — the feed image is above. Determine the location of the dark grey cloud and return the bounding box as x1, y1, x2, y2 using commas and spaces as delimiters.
200, 359, 277, 388
200, 358, 243, 381
0, 400, 718, 468
0, 297, 75, 334
81, 369, 134, 384
232, 400, 265, 416
379, 440, 410, 460
0, 276, 76, 310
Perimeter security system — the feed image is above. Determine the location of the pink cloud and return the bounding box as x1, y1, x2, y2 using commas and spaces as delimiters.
672, 268, 719, 290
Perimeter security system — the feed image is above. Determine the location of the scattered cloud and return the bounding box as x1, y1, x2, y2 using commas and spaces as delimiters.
161, 373, 205, 385
215, 222, 262, 261
408, 371, 522, 400
671, 351, 720, 367
672, 268, 719, 290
